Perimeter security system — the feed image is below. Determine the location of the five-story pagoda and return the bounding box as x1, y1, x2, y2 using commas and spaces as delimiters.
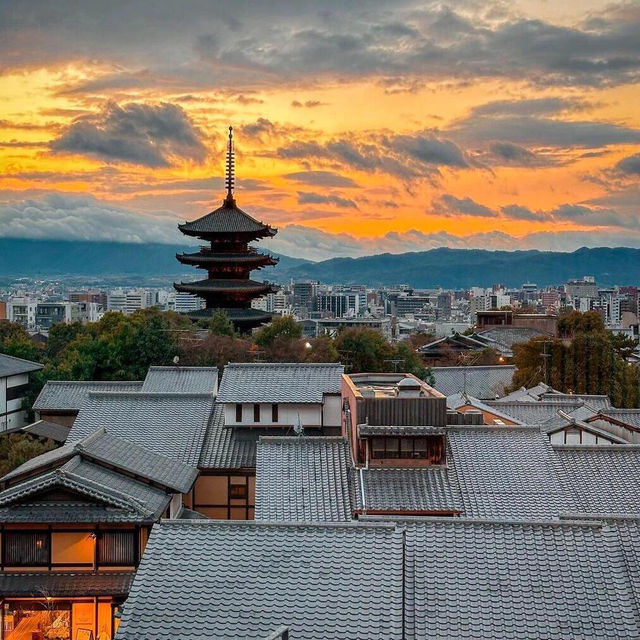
175, 127, 278, 331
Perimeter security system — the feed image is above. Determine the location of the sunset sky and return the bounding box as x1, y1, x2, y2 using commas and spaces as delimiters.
1, 0, 639, 260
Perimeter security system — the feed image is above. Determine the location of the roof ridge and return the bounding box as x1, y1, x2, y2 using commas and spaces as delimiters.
361, 514, 605, 527
147, 366, 218, 371
158, 518, 397, 529
86, 391, 213, 398
0, 353, 43, 367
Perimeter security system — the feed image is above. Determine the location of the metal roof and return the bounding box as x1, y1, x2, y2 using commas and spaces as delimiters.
217, 363, 344, 404
431, 365, 515, 400
255, 437, 354, 522
141, 366, 218, 395
68, 392, 214, 467
0, 353, 43, 377
116, 520, 404, 640
33, 380, 143, 411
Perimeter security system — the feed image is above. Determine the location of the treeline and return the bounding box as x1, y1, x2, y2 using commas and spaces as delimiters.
0, 309, 432, 416
511, 311, 640, 408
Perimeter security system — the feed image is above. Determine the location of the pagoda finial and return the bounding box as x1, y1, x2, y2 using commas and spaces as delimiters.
225, 125, 235, 203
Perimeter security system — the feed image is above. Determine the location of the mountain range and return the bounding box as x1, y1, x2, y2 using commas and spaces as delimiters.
1, 239, 640, 288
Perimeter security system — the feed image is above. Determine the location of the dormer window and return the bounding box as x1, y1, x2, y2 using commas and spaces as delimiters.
369, 435, 445, 464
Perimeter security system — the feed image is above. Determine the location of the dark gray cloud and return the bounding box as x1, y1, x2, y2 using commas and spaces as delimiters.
297, 191, 358, 209
500, 204, 546, 222
277, 132, 468, 178
615, 153, 640, 176
485, 142, 548, 167
434, 194, 497, 217
3, 1, 639, 89
283, 170, 357, 188
451, 114, 640, 148
291, 100, 327, 108
51, 101, 206, 167
469, 97, 588, 117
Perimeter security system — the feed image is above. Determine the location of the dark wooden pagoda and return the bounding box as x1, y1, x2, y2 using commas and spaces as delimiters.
175, 127, 278, 330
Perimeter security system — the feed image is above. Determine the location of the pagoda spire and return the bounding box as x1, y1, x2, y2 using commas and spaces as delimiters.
225, 125, 235, 204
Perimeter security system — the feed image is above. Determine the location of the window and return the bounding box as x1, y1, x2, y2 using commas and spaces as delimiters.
3, 531, 49, 566
229, 483, 248, 499
235, 403, 242, 422
272, 403, 279, 423
253, 403, 260, 422
369, 436, 444, 462
98, 531, 136, 566
6, 383, 29, 402
51, 531, 94, 565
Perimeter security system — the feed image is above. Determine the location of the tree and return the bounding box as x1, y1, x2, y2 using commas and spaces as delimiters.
392, 341, 433, 383
0, 321, 42, 362
254, 316, 302, 348
207, 312, 236, 337
334, 328, 394, 373
0, 434, 56, 476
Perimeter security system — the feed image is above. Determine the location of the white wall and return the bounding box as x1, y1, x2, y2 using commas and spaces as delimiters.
0, 373, 30, 431
322, 394, 342, 428
224, 402, 322, 427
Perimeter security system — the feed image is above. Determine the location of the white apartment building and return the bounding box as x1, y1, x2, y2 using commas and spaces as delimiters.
0, 354, 43, 430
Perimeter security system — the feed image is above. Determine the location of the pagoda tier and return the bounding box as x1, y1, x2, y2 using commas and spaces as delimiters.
174, 126, 279, 332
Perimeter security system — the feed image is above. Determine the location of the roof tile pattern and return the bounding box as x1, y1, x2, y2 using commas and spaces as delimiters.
3, 428, 198, 493
117, 521, 404, 640
359, 468, 462, 513
448, 426, 577, 519
255, 437, 353, 521
0, 572, 135, 597
141, 366, 218, 394
33, 380, 143, 411
0, 353, 42, 377
217, 363, 344, 404
431, 365, 515, 399
554, 445, 640, 515
405, 519, 640, 640
68, 392, 214, 466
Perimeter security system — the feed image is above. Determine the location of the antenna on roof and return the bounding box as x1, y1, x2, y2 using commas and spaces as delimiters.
225, 125, 235, 203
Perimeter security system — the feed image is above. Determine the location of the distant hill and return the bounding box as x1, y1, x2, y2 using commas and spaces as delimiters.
1, 239, 640, 288
0, 238, 308, 283
275, 246, 640, 287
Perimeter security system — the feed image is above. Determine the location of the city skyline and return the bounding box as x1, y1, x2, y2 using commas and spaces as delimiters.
1, 1, 640, 260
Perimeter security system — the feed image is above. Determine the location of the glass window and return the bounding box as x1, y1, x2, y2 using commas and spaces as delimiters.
98, 531, 136, 566
51, 531, 94, 565
3, 531, 49, 566
230, 483, 248, 500
371, 438, 385, 459
413, 438, 427, 458
235, 404, 242, 422
4, 602, 71, 640
272, 403, 279, 422
385, 438, 400, 458
253, 403, 261, 422
400, 438, 413, 457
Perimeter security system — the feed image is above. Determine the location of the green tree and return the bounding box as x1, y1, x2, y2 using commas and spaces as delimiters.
0, 434, 56, 476
334, 328, 394, 373
207, 312, 236, 337
254, 316, 302, 348
0, 321, 42, 362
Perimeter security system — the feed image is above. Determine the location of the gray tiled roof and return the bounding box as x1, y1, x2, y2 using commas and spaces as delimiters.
141, 366, 218, 394
0, 353, 43, 377
179, 199, 275, 235
33, 380, 143, 411
3, 428, 198, 493
431, 365, 515, 400
446, 393, 525, 424
2, 419, 71, 443
540, 392, 611, 410
217, 363, 344, 404
404, 518, 640, 640
68, 392, 214, 467
554, 445, 640, 516
0, 457, 170, 523
485, 400, 585, 424
601, 409, 640, 428
255, 437, 354, 522
448, 426, 577, 519
476, 326, 551, 350
116, 520, 404, 640
359, 468, 462, 513
199, 403, 266, 469
0, 571, 135, 597
358, 425, 445, 436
